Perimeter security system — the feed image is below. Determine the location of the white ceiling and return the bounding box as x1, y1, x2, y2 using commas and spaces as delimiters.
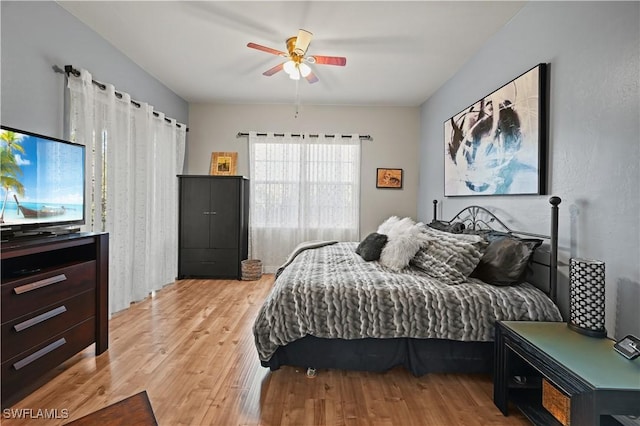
57, 1, 525, 107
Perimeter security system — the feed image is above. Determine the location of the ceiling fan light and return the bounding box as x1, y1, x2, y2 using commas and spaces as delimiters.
283, 60, 297, 75
298, 62, 312, 77
288, 67, 301, 80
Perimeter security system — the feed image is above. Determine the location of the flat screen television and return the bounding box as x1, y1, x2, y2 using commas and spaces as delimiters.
1, 126, 85, 240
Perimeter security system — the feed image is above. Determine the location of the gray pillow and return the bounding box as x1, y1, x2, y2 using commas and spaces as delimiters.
356, 232, 388, 261
428, 220, 465, 234
470, 232, 542, 285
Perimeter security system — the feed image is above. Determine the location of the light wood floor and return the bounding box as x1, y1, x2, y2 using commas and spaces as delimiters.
4, 275, 528, 425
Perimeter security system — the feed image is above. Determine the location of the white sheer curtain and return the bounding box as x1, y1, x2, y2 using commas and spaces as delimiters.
67, 69, 186, 315
249, 132, 360, 272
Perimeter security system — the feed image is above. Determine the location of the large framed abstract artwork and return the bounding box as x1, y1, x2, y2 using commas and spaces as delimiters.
444, 63, 547, 196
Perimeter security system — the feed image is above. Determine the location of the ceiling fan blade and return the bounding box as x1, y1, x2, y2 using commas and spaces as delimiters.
294, 29, 313, 55
247, 42, 287, 57
305, 71, 319, 84
262, 63, 284, 76
311, 55, 347, 66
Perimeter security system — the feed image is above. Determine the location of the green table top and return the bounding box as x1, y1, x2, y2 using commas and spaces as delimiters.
502, 321, 640, 390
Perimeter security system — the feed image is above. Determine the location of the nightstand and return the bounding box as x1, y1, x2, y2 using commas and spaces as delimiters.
494, 321, 640, 426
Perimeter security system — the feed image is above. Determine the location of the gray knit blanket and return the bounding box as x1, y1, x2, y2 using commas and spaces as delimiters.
253, 242, 562, 362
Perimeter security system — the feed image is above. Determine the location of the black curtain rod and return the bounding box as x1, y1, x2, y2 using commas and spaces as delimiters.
236, 132, 372, 141
61, 65, 188, 132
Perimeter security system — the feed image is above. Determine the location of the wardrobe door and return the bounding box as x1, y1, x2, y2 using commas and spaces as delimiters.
180, 177, 211, 249
209, 178, 240, 249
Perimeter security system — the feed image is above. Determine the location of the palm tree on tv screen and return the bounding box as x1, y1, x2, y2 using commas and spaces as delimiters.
0, 130, 26, 223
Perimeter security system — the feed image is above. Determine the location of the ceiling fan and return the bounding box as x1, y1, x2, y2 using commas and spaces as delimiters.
247, 29, 347, 84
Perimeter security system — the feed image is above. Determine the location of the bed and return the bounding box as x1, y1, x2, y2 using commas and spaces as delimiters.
253, 197, 563, 376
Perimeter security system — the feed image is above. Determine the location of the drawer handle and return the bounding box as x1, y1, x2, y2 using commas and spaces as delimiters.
14, 306, 68, 332
13, 338, 66, 370
13, 274, 67, 294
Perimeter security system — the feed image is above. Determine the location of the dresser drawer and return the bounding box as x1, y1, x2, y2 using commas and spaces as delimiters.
1, 290, 95, 361
180, 249, 238, 277
1, 260, 96, 323
1, 318, 95, 401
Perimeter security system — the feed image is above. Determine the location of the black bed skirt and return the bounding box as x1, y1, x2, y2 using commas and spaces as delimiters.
262, 336, 494, 376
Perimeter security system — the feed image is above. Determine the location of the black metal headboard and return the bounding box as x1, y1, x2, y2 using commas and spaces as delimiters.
432, 197, 561, 303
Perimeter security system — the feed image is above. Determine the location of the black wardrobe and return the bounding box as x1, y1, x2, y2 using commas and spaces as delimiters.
177, 176, 249, 279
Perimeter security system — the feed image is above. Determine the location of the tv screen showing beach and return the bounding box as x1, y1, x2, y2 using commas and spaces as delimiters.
1, 128, 85, 227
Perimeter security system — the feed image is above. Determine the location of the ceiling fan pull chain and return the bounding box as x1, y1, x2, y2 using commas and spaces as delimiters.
294, 80, 301, 118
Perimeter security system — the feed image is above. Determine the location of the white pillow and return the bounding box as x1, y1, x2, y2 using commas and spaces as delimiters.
378, 217, 427, 271
377, 216, 401, 235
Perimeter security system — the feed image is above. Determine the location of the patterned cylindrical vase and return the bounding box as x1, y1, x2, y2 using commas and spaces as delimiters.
568, 258, 607, 337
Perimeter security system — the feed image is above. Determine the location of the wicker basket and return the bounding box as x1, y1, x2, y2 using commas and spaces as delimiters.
542, 379, 570, 425
241, 259, 262, 281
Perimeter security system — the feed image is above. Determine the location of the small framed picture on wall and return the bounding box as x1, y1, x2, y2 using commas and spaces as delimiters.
376, 168, 403, 189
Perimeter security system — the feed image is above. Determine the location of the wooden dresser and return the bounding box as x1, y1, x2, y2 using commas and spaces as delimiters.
1, 232, 109, 407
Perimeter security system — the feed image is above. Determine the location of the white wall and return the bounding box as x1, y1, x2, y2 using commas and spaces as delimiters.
188, 103, 420, 236
1, 1, 188, 139
419, 2, 639, 338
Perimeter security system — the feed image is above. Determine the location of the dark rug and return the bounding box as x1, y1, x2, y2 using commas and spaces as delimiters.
64, 390, 157, 425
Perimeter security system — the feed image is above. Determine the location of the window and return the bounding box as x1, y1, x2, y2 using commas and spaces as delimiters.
248, 132, 360, 271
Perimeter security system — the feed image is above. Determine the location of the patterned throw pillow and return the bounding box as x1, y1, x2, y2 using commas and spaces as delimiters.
411, 226, 489, 284
428, 220, 466, 234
